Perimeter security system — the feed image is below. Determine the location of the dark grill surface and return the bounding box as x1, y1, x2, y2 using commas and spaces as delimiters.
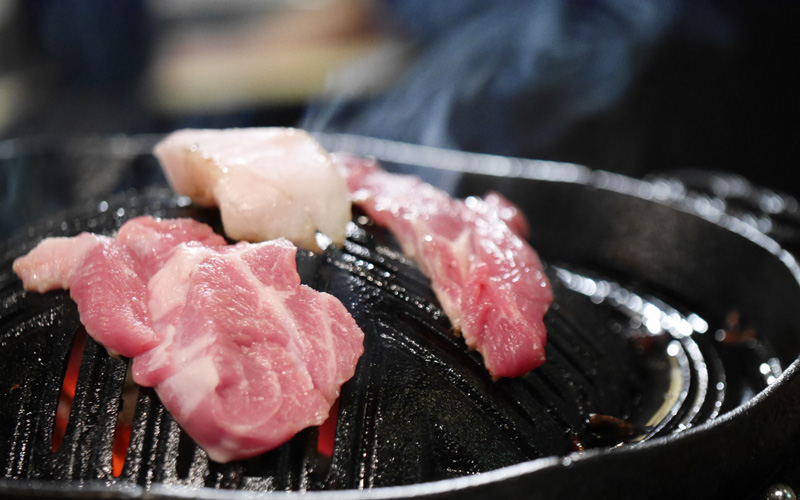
2, 136, 800, 499
0, 188, 658, 489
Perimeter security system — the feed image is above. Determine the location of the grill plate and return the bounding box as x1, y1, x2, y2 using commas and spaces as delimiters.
2, 135, 800, 499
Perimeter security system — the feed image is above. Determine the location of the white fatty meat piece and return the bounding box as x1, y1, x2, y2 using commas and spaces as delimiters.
153, 128, 352, 251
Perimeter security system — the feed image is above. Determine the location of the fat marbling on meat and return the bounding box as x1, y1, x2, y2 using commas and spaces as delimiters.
337, 155, 552, 379
13, 217, 230, 357
133, 239, 363, 461
12, 216, 365, 462
153, 128, 351, 251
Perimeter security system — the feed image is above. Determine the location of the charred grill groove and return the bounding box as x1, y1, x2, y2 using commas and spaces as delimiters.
174, 428, 195, 481
544, 309, 605, 375
120, 387, 181, 486
511, 373, 579, 434
325, 323, 384, 490
543, 331, 603, 393
51, 326, 88, 454
1, 298, 80, 480
386, 312, 546, 460
53, 338, 127, 481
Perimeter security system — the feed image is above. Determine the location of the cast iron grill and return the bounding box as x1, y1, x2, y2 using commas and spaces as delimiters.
2, 135, 800, 499
0, 188, 683, 488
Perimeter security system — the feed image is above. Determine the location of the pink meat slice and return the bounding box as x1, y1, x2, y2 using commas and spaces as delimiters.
12, 216, 228, 358
134, 240, 364, 462
337, 155, 552, 379
12, 233, 107, 293
12, 216, 365, 462
117, 215, 228, 274
69, 238, 157, 357
14, 232, 157, 358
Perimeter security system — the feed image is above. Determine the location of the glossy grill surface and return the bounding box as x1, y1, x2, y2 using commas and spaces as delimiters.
2, 136, 800, 499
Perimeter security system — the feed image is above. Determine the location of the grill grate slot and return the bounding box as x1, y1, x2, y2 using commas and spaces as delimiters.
119, 387, 181, 486
50, 337, 126, 481
52, 326, 88, 453
1, 296, 80, 480
111, 363, 137, 477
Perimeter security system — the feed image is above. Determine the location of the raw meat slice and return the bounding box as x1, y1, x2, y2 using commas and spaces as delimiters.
69, 238, 156, 358
482, 191, 530, 240
13, 216, 225, 293
12, 217, 226, 358
153, 128, 352, 251
14, 232, 157, 358
133, 240, 364, 462
337, 155, 552, 379
13, 216, 365, 461
117, 215, 228, 274
12, 233, 107, 293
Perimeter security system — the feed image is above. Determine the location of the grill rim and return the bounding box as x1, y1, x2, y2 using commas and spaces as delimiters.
3, 134, 800, 499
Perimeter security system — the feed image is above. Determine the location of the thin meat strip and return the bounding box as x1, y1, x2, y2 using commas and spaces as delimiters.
337, 155, 552, 379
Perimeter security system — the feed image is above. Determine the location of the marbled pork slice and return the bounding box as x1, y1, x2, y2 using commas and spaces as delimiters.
12, 233, 107, 293
13, 232, 157, 358
116, 215, 228, 273
12, 217, 229, 358
132, 239, 365, 462
153, 127, 352, 251
13, 215, 365, 462
337, 155, 552, 379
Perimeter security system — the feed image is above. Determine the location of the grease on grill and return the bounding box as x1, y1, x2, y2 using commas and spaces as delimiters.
716, 310, 757, 344
583, 413, 640, 448
569, 433, 586, 452
586, 413, 637, 436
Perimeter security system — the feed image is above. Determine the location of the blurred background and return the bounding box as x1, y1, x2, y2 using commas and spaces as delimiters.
0, 0, 798, 233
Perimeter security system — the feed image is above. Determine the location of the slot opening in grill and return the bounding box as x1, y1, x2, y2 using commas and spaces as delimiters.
52, 326, 88, 453
112, 363, 137, 477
